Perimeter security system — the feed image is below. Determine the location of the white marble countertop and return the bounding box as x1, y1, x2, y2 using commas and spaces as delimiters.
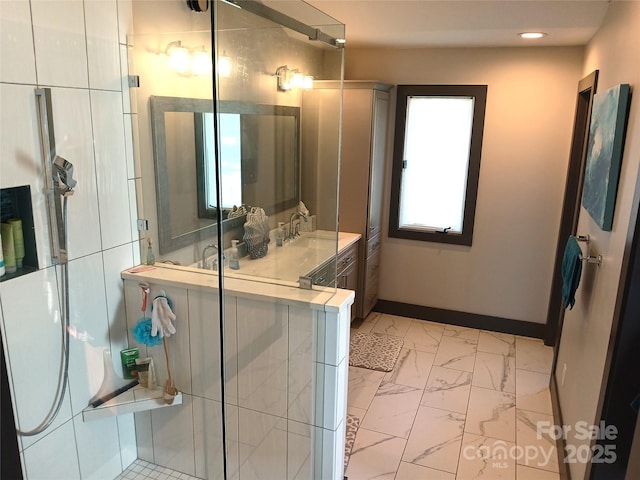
222, 230, 360, 282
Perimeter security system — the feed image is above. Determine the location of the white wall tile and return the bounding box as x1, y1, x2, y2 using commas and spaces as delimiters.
91, 89, 132, 249
238, 407, 287, 480
116, 413, 138, 470
0, 84, 51, 268
225, 404, 240, 480
50, 87, 102, 261
189, 290, 222, 400
319, 420, 346, 480
288, 306, 315, 424
288, 420, 312, 480
73, 414, 122, 480
0, 0, 37, 84
31, 0, 88, 88
124, 113, 136, 178
223, 295, 238, 405
151, 393, 196, 475
102, 244, 135, 378
85, 0, 121, 91
66, 253, 112, 416
133, 411, 153, 462
193, 396, 225, 480
22, 420, 81, 479
127, 179, 140, 242
132, 238, 141, 265
236, 298, 288, 417
315, 360, 346, 430
117, 0, 134, 45
119, 43, 135, 114
0, 267, 73, 449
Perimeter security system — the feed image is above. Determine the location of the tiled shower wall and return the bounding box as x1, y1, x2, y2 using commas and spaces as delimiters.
0, 1, 140, 478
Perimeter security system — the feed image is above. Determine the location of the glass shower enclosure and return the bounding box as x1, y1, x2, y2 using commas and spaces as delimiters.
129, 0, 345, 478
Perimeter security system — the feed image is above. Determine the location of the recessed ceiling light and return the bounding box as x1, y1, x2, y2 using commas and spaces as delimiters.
519, 32, 547, 39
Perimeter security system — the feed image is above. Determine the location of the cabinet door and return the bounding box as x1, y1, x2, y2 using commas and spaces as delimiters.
366, 89, 390, 240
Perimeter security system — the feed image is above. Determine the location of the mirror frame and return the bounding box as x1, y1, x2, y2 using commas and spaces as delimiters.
149, 95, 301, 254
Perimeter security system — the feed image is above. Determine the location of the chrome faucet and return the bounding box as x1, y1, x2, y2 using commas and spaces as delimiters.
202, 244, 218, 270
288, 209, 308, 240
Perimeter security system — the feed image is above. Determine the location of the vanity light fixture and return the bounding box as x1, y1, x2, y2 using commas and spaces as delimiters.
275, 65, 313, 92
519, 32, 547, 39
165, 41, 190, 74
165, 41, 221, 76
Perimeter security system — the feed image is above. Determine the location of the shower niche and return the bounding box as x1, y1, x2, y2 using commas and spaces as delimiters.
0, 185, 39, 281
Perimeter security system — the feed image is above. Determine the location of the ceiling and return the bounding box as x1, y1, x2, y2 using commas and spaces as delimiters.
304, 0, 611, 48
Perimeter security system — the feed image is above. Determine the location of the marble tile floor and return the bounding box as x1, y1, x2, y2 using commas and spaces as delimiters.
345, 312, 560, 480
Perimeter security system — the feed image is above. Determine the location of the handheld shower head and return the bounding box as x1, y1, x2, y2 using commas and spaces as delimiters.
53, 156, 76, 195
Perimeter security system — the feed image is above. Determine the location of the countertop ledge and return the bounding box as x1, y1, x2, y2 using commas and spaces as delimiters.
122, 232, 359, 312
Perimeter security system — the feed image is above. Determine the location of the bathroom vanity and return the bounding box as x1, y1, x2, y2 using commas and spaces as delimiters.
119, 232, 358, 479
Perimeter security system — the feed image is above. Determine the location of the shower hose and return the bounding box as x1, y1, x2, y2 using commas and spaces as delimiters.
16, 196, 71, 436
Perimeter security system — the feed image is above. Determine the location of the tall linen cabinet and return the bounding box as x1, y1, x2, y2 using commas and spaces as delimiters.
304, 80, 392, 320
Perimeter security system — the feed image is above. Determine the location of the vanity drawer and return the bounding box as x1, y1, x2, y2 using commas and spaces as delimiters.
309, 260, 336, 287
337, 242, 358, 275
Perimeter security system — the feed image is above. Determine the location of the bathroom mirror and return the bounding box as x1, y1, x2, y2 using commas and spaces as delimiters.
150, 95, 300, 254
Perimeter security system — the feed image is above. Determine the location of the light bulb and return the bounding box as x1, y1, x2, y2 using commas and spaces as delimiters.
302, 75, 313, 89
217, 55, 232, 77
290, 71, 304, 88
519, 32, 547, 39
167, 43, 190, 73
192, 50, 212, 76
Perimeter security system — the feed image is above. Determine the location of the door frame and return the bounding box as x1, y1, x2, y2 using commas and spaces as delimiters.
544, 70, 599, 348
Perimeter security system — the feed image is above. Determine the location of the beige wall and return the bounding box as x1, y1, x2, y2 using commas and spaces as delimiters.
345, 46, 583, 323
555, 2, 640, 479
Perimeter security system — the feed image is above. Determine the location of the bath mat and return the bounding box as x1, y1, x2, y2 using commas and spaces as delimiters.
349, 332, 404, 372
344, 414, 360, 472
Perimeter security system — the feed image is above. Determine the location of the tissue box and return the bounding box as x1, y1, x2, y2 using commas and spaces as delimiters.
299, 215, 317, 232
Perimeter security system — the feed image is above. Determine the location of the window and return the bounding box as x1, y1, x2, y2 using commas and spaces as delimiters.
389, 85, 487, 246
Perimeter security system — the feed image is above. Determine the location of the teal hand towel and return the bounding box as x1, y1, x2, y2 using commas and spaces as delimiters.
562, 236, 583, 310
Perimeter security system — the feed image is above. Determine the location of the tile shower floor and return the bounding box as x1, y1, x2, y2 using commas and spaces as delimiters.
345, 312, 561, 480
114, 460, 202, 480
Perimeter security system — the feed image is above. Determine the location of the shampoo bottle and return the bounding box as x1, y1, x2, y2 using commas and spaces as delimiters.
229, 240, 240, 270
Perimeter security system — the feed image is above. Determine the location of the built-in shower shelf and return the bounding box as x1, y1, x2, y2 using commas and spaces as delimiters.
82, 385, 182, 422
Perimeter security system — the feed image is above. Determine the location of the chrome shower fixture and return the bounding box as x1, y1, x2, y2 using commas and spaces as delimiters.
53, 155, 76, 196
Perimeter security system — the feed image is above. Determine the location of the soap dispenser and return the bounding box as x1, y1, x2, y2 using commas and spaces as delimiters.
229, 240, 240, 270
276, 222, 285, 247
146, 238, 155, 265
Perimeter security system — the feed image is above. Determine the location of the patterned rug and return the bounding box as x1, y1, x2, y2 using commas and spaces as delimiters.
349, 332, 404, 372
344, 414, 360, 472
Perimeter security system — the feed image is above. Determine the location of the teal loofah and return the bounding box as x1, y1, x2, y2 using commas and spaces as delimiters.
132, 317, 163, 347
